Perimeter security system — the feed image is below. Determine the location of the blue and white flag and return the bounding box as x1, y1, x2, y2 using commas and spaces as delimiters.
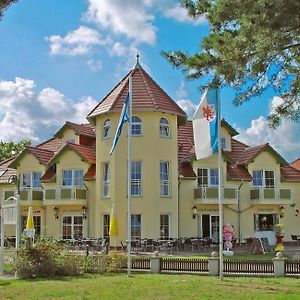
109, 92, 130, 155
192, 87, 219, 160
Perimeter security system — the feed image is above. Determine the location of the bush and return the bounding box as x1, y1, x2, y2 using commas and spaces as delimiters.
13, 239, 128, 278
106, 252, 127, 273
80, 255, 109, 274
13, 238, 81, 278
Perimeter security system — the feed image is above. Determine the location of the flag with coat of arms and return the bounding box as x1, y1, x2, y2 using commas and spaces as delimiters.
192, 87, 219, 160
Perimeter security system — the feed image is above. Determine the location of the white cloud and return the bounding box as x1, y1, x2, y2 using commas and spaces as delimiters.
84, 0, 157, 45
86, 59, 103, 71
0, 77, 98, 142
164, 4, 206, 25
236, 97, 300, 162
47, 26, 104, 56
175, 81, 197, 119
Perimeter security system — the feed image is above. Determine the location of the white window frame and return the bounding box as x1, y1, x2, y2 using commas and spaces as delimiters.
62, 169, 84, 187
62, 215, 83, 240
131, 116, 142, 136
160, 214, 170, 239
252, 170, 275, 188
102, 214, 110, 239
197, 168, 218, 187
131, 161, 142, 196
131, 214, 142, 240
103, 119, 111, 139
199, 214, 219, 241
159, 117, 170, 137
160, 161, 171, 197
102, 162, 110, 198
21, 172, 42, 189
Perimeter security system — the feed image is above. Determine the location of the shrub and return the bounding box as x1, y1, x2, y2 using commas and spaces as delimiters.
13, 238, 81, 278
80, 255, 109, 274
106, 252, 127, 273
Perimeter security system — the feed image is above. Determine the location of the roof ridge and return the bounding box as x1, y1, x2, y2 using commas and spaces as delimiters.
138, 68, 159, 109
27, 146, 54, 154
88, 70, 131, 117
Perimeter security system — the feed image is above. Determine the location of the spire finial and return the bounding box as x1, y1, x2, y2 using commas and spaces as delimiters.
133, 53, 142, 69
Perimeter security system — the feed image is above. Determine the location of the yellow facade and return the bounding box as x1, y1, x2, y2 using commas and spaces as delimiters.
1, 68, 300, 247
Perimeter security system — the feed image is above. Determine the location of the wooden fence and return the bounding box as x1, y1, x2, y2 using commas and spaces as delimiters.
128, 257, 300, 277
160, 258, 209, 273
223, 259, 274, 274
285, 260, 300, 275
131, 257, 151, 270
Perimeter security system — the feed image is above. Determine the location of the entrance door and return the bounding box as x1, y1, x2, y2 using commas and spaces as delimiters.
199, 214, 219, 241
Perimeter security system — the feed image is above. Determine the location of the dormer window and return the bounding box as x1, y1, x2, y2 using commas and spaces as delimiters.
131, 116, 142, 136
103, 119, 111, 139
160, 118, 170, 137
22, 172, 42, 188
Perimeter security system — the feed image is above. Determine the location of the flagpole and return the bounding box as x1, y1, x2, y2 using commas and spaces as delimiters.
127, 74, 133, 276
217, 87, 223, 280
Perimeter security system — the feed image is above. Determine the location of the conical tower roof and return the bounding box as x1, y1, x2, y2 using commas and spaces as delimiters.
87, 56, 186, 125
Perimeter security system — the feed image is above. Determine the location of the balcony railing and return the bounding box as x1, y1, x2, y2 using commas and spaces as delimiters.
194, 185, 238, 204
250, 187, 292, 204
160, 180, 171, 197
131, 179, 142, 196
44, 186, 87, 202
3, 188, 43, 202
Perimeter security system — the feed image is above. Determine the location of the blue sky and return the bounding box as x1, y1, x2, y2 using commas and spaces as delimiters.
0, 0, 299, 162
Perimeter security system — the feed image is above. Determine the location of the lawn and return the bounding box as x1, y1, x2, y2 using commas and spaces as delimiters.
1, 273, 300, 300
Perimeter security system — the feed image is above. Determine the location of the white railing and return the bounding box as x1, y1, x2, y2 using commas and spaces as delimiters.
3, 188, 43, 201
250, 187, 292, 202
194, 185, 239, 202
131, 179, 142, 196
101, 180, 110, 198
160, 180, 171, 197
44, 186, 87, 201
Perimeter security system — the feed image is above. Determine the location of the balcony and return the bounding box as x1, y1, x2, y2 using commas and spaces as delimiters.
250, 187, 292, 204
44, 186, 87, 205
3, 188, 43, 205
194, 186, 238, 204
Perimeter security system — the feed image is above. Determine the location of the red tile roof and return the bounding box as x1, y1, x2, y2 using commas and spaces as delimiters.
224, 139, 248, 163
84, 164, 96, 181
0, 156, 17, 183
36, 138, 64, 153
281, 166, 300, 182
236, 143, 288, 166
178, 121, 194, 162
41, 166, 56, 182
291, 158, 300, 171
87, 64, 186, 124
227, 164, 252, 181
26, 147, 54, 165
179, 162, 196, 178
55, 121, 95, 138
67, 143, 96, 164
47, 142, 96, 167
9, 147, 55, 168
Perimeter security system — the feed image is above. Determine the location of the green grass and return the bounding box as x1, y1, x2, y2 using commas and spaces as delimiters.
1, 273, 300, 300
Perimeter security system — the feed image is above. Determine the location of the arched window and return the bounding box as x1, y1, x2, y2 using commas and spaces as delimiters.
160, 117, 170, 137
103, 119, 110, 139
131, 116, 142, 136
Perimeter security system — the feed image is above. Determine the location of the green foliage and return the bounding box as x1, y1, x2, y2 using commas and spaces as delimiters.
106, 252, 127, 273
163, 0, 300, 126
13, 238, 80, 278
0, 140, 31, 162
0, 0, 17, 19
13, 239, 128, 278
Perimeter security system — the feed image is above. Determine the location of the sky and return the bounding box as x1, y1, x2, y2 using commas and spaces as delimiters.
0, 0, 299, 162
